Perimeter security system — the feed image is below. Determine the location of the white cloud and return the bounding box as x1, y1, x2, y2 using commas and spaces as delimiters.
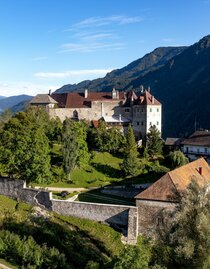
60, 42, 125, 53
68, 15, 143, 29
34, 69, 113, 79
75, 32, 116, 41
0, 81, 61, 97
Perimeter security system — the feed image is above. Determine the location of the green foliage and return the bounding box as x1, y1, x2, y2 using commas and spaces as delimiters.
121, 125, 139, 176
0, 230, 68, 268
154, 180, 210, 269
72, 120, 90, 167
0, 109, 52, 183
167, 150, 189, 168
62, 119, 79, 181
88, 121, 126, 154
62, 119, 90, 181
0, 195, 124, 269
113, 236, 152, 269
0, 109, 13, 129
147, 125, 163, 159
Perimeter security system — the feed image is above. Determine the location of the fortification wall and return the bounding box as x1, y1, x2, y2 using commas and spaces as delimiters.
52, 199, 138, 244
0, 178, 138, 244
0, 178, 52, 209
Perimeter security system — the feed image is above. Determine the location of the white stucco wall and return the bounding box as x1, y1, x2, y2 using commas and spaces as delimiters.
146, 105, 162, 134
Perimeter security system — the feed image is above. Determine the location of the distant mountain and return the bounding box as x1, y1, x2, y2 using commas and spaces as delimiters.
0, 96, 5, 100
56, 46, 186, 93
55, 35, 210, 138
129, 35, 210, 137
0, 95, 33, 112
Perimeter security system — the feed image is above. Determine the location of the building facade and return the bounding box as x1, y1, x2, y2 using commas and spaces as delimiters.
30, 88, 162, 139
181, 130, 210, 164
135, 158, 210, 237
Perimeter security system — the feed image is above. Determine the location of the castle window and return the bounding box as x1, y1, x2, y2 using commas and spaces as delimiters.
157, 108, 159, 112
150, 108, 152, 112
141, 122, 144, 126
150, 122, 152, 126
205, 148, 208, 153
73, 110, 78, 118
136, 108, 140, 112
157, 121, 159, 125
141, 108, 144, 112
125, 108, 130, 113
136, 122, 139, 126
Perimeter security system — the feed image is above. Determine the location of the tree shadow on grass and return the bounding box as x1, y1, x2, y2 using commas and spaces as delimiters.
92, 163, 122, 179
2, 216, 116, 269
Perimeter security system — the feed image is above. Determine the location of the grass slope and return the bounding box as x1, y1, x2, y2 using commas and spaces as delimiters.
0, 195, 124, 268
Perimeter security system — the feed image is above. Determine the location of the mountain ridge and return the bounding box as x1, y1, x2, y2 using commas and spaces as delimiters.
56, 46, 186, 93
0, 95, 33, 113
55, 35, 210, 137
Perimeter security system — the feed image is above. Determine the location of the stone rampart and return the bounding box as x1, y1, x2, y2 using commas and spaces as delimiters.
0, 178, 138, 244
0, 178, 51, 209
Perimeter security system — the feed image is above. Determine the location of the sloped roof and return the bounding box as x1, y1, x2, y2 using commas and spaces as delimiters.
135, 158, 210, 202
181, 130, 210, 147
165, 137, 183, 146
52, 92, 125, 108
140, 90, 161, 105
30, 94, 58, 104
125, 90, 161, 107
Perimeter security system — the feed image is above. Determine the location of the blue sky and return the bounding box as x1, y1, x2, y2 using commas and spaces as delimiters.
1, 0, 210, 97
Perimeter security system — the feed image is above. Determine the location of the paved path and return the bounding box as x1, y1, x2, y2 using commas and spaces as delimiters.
33, 186, 97, 192
0, 263, 13, 269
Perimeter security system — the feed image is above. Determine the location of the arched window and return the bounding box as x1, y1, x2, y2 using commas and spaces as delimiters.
73, 110, 78, 118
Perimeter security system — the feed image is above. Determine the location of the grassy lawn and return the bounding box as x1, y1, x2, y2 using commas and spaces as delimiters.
31, 151, 169, 189
76, 189, 135, 206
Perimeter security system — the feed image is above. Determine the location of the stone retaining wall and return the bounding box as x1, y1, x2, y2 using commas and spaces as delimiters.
0, 178, 138, 244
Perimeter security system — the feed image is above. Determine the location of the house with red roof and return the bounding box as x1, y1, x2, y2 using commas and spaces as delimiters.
30, 88, 162, 139
135, 158, 210, 236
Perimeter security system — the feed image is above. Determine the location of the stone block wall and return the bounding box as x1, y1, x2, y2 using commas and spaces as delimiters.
0, 178, 51, 208
52, 199, 138, 244
0, 178, 138, 244
136, 199, 176, 237
52, 199, 134, 225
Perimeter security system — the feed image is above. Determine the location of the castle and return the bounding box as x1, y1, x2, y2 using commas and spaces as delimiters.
30, 88, 162, 139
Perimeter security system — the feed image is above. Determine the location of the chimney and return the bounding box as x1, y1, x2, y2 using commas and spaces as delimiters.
140, 85, 144, 93
152, 96, 155, 104
49, 89, 51, 96
84, 89, 88, 98
112, 88, 117, 99
198, 167, 202, 175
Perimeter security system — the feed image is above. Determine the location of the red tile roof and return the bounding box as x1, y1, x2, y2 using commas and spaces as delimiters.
140, 90, 161, 105
135, 158, 210, 202
52, 92, 125, 108
92, 120, 100, 128
51, 89, 161, 108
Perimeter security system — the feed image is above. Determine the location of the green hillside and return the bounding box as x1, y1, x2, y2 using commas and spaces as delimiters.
0, 195, 124, 269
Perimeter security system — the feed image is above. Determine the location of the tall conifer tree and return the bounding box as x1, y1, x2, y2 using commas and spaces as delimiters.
121, 124, 139, 176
